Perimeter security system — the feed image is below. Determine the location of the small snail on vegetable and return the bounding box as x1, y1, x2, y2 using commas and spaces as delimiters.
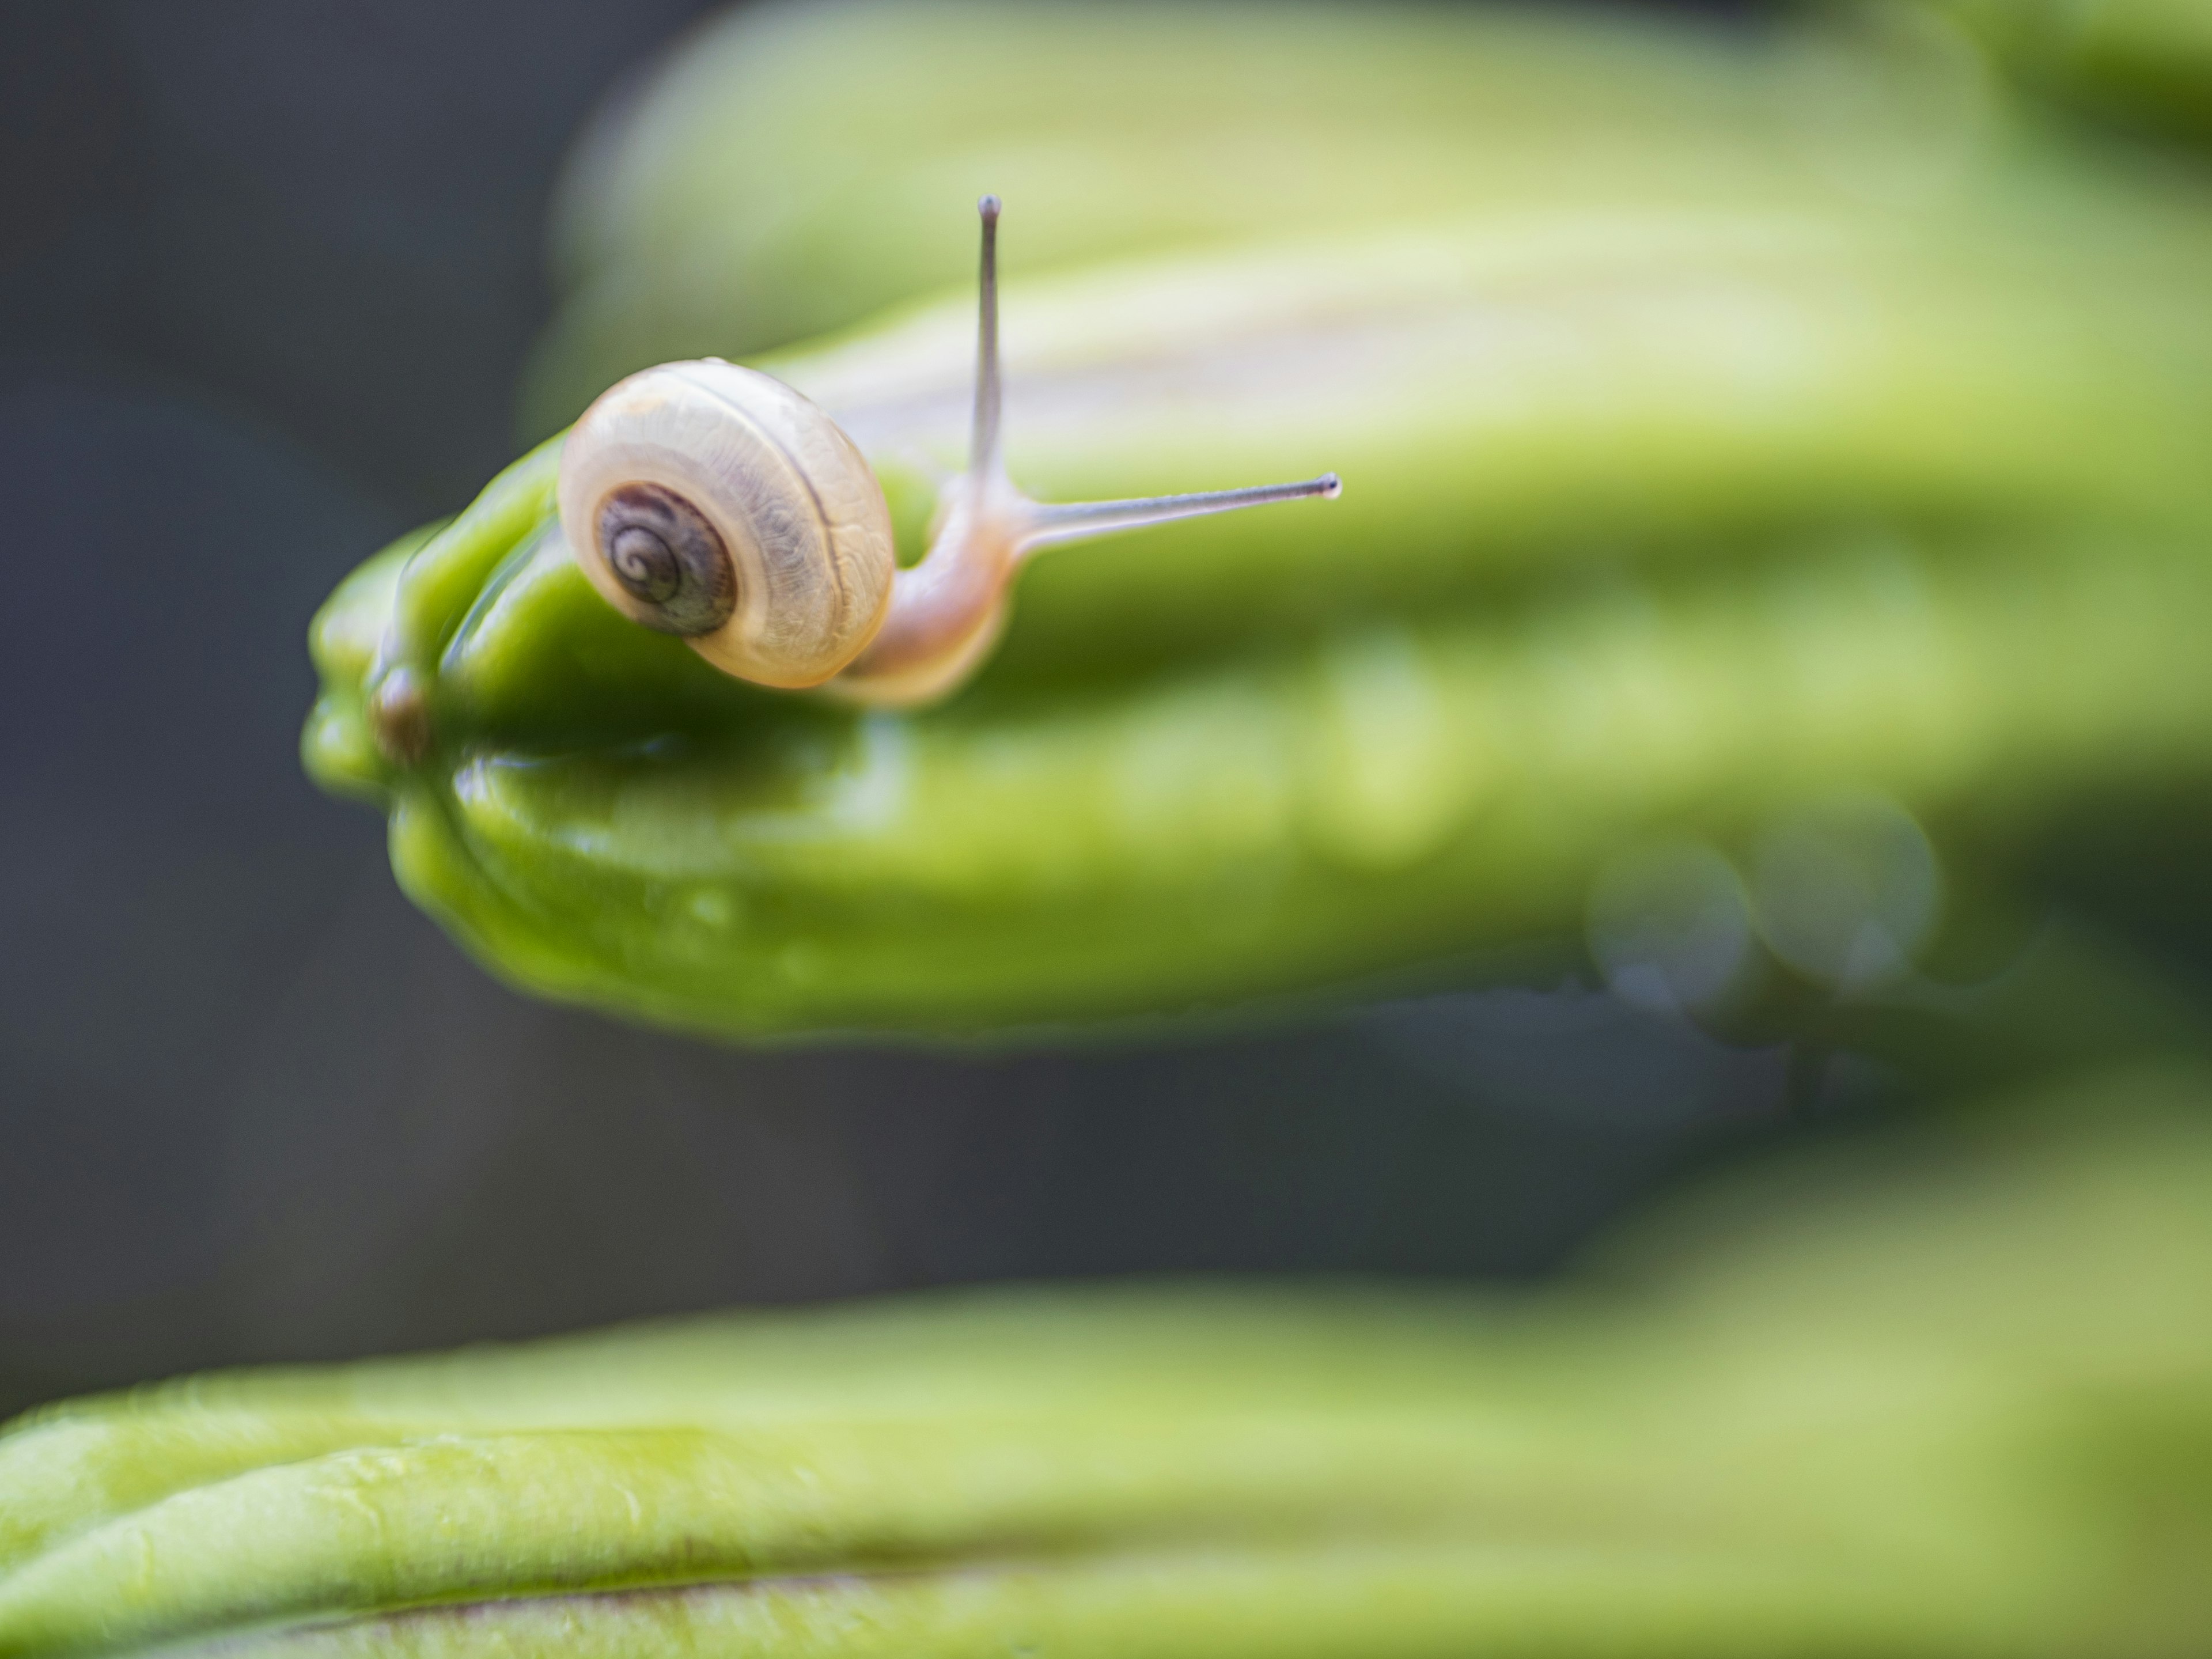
559, 196, 1342, 707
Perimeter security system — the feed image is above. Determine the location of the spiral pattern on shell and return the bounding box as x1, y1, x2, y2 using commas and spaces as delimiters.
557, 359, 896, 689
597, 483, 737, 635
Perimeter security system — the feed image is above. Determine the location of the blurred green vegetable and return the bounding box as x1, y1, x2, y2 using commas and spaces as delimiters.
7, 1067, 2209, 1658
306, 1, 2212, 1039
1876, 0, 2212, 138
525, 0, 1948, 425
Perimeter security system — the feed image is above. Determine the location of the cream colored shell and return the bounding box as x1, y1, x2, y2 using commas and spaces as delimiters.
558, 361, 896, 688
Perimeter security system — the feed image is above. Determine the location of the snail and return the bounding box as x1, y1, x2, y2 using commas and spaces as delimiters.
558, 195, 1341, 707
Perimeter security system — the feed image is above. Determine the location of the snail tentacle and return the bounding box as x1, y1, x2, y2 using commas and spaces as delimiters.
832, 199, 1341, 704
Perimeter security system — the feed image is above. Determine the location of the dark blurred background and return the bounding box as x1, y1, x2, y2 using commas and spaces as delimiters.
0, 0, 1829, 1422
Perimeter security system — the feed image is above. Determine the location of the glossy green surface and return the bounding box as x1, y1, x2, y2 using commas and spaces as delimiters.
6, 1072, 2210, 1657
309, 229, 2212, 1035
306, 3, 2212, 1039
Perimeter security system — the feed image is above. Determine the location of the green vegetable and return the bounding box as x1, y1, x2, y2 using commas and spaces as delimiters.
1870, 0, 2212, 139
7, 1069, 2210, 1657
526, 0, 1938, 425
306, 2, 2212, 1039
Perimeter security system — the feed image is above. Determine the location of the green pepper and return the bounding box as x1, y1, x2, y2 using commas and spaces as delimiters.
7, 1070, 2210, 1657
307, 158, 2212, 1037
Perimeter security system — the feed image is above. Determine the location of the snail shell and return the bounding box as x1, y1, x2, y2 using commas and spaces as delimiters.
558, 361, 896, 688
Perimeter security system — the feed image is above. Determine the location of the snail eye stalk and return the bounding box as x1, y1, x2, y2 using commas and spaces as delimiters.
965, 193, 1340, 558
